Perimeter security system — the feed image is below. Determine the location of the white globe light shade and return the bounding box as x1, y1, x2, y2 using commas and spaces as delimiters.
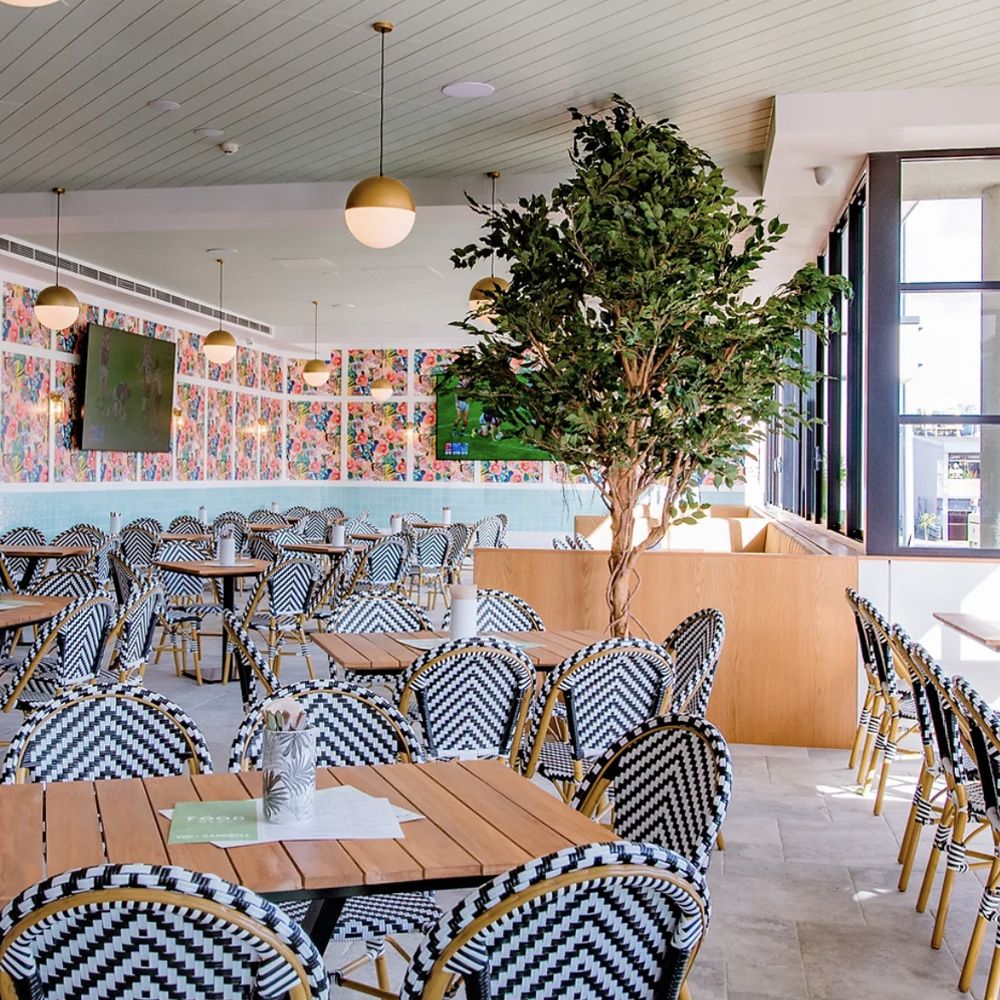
302, 358, 330, 388
203, 328, 237, 364
1, 0, 62, 6
370, 376, 394, 402
468, 275, 509, 320
34, 284, 80, 331
345, 176, 416, 249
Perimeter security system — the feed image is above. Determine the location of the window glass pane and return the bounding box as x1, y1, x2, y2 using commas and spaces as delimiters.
901, 157, 1000, 283
899, 423, 1000, 548
899, 291, 1000, 415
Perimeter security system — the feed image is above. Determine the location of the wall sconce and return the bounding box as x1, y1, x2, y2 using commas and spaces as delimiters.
256, 418, 267, 436
48, 392, 65, 419
172, 406, 184, 427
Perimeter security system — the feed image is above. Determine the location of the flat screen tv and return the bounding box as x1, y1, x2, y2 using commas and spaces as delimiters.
435, 373, 550, 462
80, 323, 176, 453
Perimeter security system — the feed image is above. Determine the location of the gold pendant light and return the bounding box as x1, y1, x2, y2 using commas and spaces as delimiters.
302, 300, 330, 387
370, 343, 393, 402
34, 188, 81, 331
203, 257, 237, 364
469, 171, 509, 322
1, 0, 62, 7
344, 23, 415, 249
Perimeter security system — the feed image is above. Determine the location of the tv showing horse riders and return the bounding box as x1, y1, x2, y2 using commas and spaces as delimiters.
434, 373, 550, 462
80, 323, 177, 453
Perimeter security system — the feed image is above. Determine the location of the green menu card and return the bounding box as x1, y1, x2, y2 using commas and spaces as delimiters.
168, 799, 259, 844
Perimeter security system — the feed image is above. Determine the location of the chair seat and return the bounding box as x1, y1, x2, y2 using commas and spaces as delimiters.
899, 691, 918, 721
247, 612, 305, 631
536, 740, 597, 782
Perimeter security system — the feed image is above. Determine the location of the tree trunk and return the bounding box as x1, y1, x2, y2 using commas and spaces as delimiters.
606, 468, 640, 637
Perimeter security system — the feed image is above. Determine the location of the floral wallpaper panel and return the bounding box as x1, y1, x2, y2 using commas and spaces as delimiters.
259, 396, 283, 480
3, 283, 48, 349
176, 329, 205, 378
53, 359, 96, 482
346, 401, 407, 481
208, 351, 235, 384
347, 348, 407, 396
103, 310, 138, 333
413, 348, 456, 396
175, 382, 205, 481
206, 388, 233, 480
234, 391, 259, 480
286, 399, 340, 480
100, 451, 137, 482
56, 303, 102, 356
286, 352, 341, 395
260, 352, 283, 393
143, 320, 174, 342
412, 402, 473, 482
0, 351, 48, 482
480, 460, 544, 484
237, 346, 259, 389
140, 448, 173, 482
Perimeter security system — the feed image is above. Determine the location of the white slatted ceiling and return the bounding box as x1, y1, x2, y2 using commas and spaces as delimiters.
0, 0, 996, 190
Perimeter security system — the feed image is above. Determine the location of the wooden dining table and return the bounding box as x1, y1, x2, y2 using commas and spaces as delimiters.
0, 593, 73, 631
160, 531, 213, 543
282, 541, 365, 558
247, 522, 293, 533
934, 611, 1000, 653
0, 544, 92, 590
313, 628, 609, 674
0, 760, 615, 950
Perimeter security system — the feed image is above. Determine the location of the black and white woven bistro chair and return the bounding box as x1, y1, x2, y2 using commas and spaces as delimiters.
397, 840, 710, 1000
0, 863, 329, 1000
104, 582, 164, 683
0, 526, 48, 591
214, 514, 249, 557
441, 588, 545, 633
231, 679, 433, 996
359, 535, 410, 592
29, 569, 104, 599
243, 556, 322, 679
0, 684, 213, 783
397, 636, 535, 766
305, 551, 359, 629
298, 512, 329, 542
51, 524, 103, 571
406, 529, 451, 609
664, 608, 725, 716
910, 646, 992, 951
572, 714, 732, 875
1, 592, 115, 714
953, 676, 1000, 999
119, 525, 161, 568
248, 509, 287, 526
846, 587, 885, 775
222, 610, 281, 707
400, 512, 428, 526
123, 517, 164, 533
344, 511, 378, 536
108, 550, 153, 605
443, 522, 471, 585
81, 536, 116, 588
472, 514, 507, 549
523, 638, 675, 801
249, 532, 282, 562
552, 536, 570, 550
856, 595, 921, 814
573, 532, 594, 549
284, 505, 312, 521
168, 514, 206, 535
322, 506, 346, 523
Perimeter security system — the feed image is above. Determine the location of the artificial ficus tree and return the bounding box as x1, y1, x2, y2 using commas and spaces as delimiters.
449, 97, 850, 637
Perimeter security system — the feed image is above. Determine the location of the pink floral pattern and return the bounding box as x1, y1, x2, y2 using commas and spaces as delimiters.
550, 463, 599, 486
175, 382, 204, 481
414, 349, 456, 395
1, 352, 48, 482
208, 352, 234, 384
347, 348, 407, 396
143, 320, 174, 342
56, 303, 101, 355
286, 352, 341, 395
176, 329, 205, 378
346, 402, 407, 481
3, 283, 48, 348
259, 396, 283, 480
52, 360, 96, 482
287, 400, 340, 480
481, 460, 543, 484
237, 346, 259, 388
206, 388, 233, 479
260, 352, 283, 392
234, 392, 259, 480
412, 402, 473, 482
100, 451, 137, 482
103, 310, 138, 333
140, 448, 172, 482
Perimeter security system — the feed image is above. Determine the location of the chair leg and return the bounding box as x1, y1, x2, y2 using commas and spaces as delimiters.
899, 768, 935, 891
862, 710, 890, 795
873, 715, 900, 816
856, 694, 884, 785
960, 851, 1000, 993
932, 807, 968, 948
375, 954, 391, 993
679, 983, 692, 1000
849, 688, 875, 770
917, 801, 954, 913
716, 831, 725, 851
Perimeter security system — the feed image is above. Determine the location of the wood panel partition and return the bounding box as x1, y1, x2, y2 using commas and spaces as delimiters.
474, 547, 859, 748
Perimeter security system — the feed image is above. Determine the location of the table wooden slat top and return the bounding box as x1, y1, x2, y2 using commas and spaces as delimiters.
153, 557, 271, 579
160, 532, 213, 543
348, 532, 387, 543
247, 522, 293, 533
0, 761, 616, 907
283, 542, 366, 556
313, 629, 609, 673
0, 593, 73, 629
0, 544, 91, 558
935, 612, 1000, 652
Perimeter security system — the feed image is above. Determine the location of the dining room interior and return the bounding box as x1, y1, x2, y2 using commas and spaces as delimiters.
5, 2, 1000, 999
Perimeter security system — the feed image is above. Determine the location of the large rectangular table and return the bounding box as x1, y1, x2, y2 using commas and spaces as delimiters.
313, 629, 608, 674
0, 760, 614, 949
0, 544, 92, 590
934, 611, 1000, 652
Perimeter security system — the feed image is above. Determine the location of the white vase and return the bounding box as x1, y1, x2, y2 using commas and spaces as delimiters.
330, 524, 346, 546
218, 536, 236, 566
262, 729, 316, 824
109, 514, 121, 536
450, 588, 478, 640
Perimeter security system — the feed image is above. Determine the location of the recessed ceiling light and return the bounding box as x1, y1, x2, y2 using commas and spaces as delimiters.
147, 99, 181, 111
330, 303, 355, 309
194, 127, 224, 138
205, 247, 238, 255
442, 81, 494, 99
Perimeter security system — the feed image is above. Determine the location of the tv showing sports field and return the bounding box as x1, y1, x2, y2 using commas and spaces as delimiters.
434, 374, 550, 462
80, 324, 177, 453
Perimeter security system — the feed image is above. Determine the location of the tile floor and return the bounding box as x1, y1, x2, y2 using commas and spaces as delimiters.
1, 628, 992, 999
